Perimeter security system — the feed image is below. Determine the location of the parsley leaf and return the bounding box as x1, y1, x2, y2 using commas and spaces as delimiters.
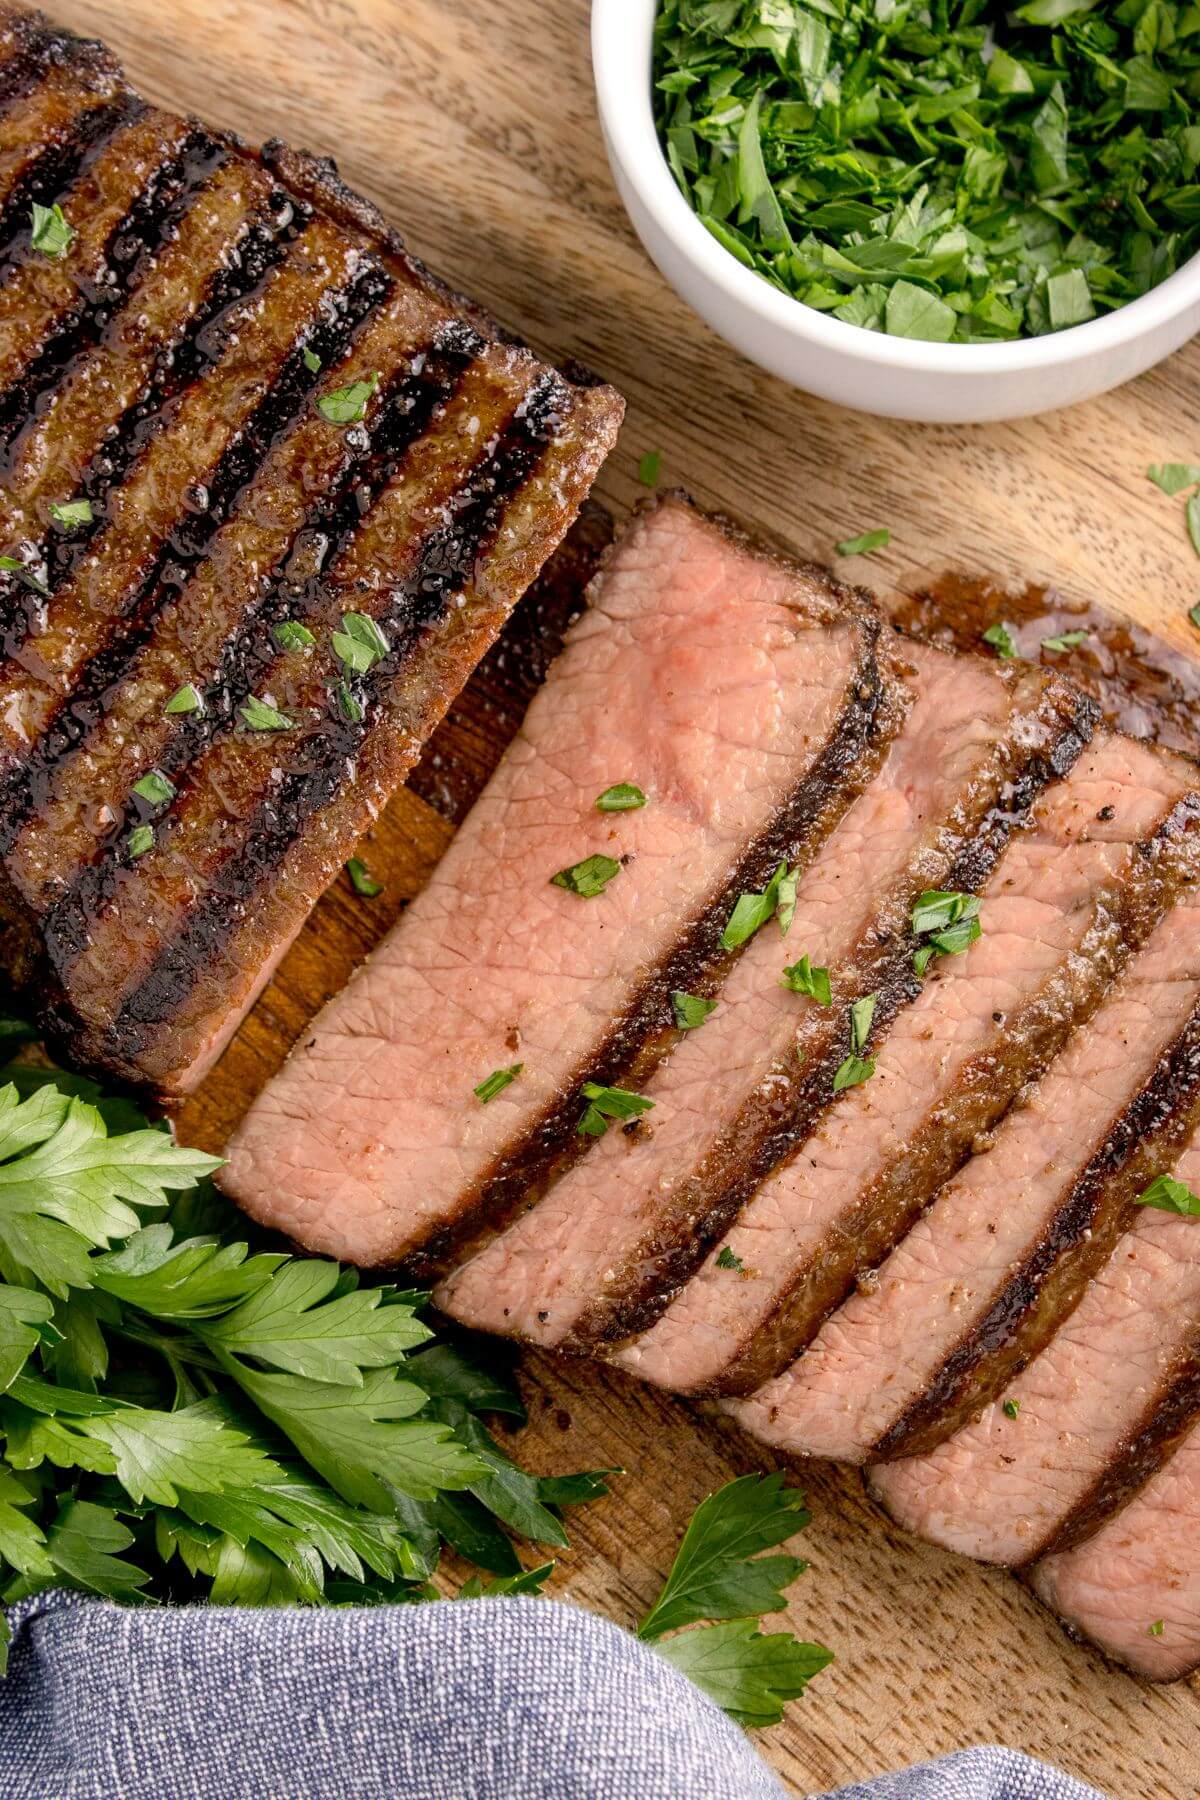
48, 498, 92, 530
835, 528, 890, 557
302, 346, 322, 374
911, 890, 982, 973
29, 201, 74, 258
638, 1473, 832, 1726
551, 854, 621, 898
672, 990, 716, 1030
1041, 630, 1089, 653
127, 825, 154, 860
1148, 464, 1200, 497
595, 782, 647, 812
722, 861, 787, 950
317, 373, 379, 424
0, 556, 48, 597
132, 770, 176, 808
274, 619, 316, 652
638, 449, 663, 486
474, 1064, 522, 1104
1136, 1173, 1200, 1217
239, 694, 292, 732
577, 1082, 654, 1138
332, 612, 389, 675
983, 622, 1019, 659
164, 683, 202, 716
780, 956, 831, 1005
345, 857, 383, 898
715, 1246, 744, 1272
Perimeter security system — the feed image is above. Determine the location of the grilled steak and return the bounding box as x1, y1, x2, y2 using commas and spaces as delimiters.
0, 7, 622, 1095
868, 901, 1200, 1565
438, 638, 1093, 1354
729, 738, 1200, 1455
221, 496, 886, 1265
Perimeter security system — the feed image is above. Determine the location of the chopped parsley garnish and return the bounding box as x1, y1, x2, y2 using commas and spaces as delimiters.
722, 860, 788, 950
577, 1082, 655, 1138
835, 528, 889, 558
127, 825, 154, 859
1003, 1398, 1020, 1420
1135, 1173, 1200, 1217
332, 612, 389, 675
715, 1245, 744, 1272
551, 853, 621, 898
983, 621, 1018, 660
1148, 1620, 1165, 1638
911, 890, 982, 975
164, 683, 202, 716
780, 955, 831, 1006
637, 1471, 832, 1727
474, 1064, 523, 1104
595, 782, 647, 813
336, 679, 364, 724
0, 556, 48, 596
29, 201, 74, 258
654, 1, 1199, 344
1041, 630, 1089, 653
832, 991, 877, 1095
1191, 603, 1200, 633
345, 857, 383, 898
638, 449, 663, 487
302, 346, 322, 373
672, 990, 716, 1031
48, 498, 92, 530
274, 619, 316, 652
317, 372, 379, 424
131, 770, 176, 808
239, 695, 292, 732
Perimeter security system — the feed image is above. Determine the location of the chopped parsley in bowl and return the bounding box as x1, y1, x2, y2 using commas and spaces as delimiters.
654, 0, 1200, 344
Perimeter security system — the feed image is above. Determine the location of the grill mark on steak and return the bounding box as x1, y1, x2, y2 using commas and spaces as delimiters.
44, 361, 561, 1067
875, 940, 1200, 1465
0, 215, 361, 772
29, 320, 474, 951
0, 155, 281, 546
0, 258, 380, 847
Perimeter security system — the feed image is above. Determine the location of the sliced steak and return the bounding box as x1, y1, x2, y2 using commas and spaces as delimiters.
1030, 1392, 1200, 1680
729, 740, 1200, 1452
0, 9, 622, 1095
869, 949, 1200, 1566
438, 639, 1093, 1354
220, 496, 885, 1265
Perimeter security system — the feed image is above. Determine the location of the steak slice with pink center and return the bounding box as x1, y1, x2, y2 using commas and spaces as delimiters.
221, 497, 886, 1266
869, 996, 1200, 1567
437, 639, 1093, 1350
1031, 1380, 1200, 1679
728, 742, 1200, 1450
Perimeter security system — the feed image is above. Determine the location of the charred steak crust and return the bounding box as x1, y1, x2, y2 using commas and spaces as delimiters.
875, 926, 1200, 1465
0, 6, 623, 1096
404, 587, 893, 1283
565, 665, 1098, 1358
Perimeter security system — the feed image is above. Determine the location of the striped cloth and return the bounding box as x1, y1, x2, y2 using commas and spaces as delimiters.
0, 1591, 1106, 1799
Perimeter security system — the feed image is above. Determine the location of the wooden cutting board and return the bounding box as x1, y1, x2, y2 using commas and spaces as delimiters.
39, 2, 1200, 1792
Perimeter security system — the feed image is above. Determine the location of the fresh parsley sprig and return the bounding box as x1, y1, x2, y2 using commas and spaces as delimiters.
637, 1472, 832, 1727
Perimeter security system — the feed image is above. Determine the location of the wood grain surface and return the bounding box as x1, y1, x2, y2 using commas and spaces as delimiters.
30, 2, 1200, 1792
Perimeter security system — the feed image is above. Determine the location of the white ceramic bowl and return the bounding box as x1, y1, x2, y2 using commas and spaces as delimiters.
592, 0, 1200, 423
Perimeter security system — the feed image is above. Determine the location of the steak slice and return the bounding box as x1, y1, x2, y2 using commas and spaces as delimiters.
438, 639, 1094, 1354
0, 8, 622, 1095
729, 739, 1200, 1452
868, 920, 1200, 1567
1030, 1374, 1200, 1680
220, 496, 885, 1266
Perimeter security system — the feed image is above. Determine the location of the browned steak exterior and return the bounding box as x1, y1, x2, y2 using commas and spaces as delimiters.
0, 6, 622, 1095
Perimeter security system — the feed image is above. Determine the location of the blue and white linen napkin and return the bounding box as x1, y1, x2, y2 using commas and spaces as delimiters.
0, 1591, 1106, 1799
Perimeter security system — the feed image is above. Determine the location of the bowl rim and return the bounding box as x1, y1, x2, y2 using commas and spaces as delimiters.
592, 0, 1200, 377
